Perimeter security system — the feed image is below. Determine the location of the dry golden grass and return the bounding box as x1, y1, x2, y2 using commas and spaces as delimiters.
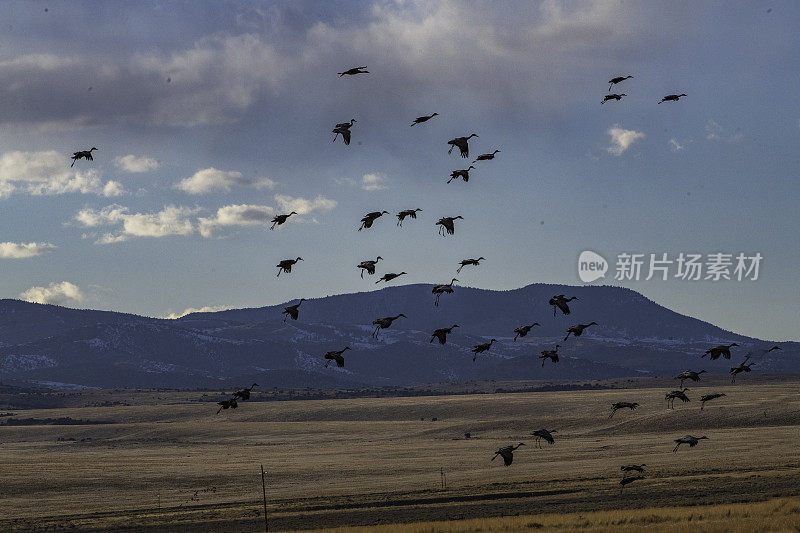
1, 379, 799, 531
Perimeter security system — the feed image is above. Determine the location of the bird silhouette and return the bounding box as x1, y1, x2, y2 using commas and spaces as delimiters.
549, 295, 578, 316
270, 211, 297, 230
513, 322, 539, 341
539, 345, 560, 367
70, 147, 97, 167
491, 443, 525, 466
601, 93, 626, 104
411, 113, 438, 126
436, 216, 463, 236
457, 257, 484, 273
471, 339, 497, 362
619, 475, 644, 492
232, 383, 258, 401
531, 429, 556, 448
357, 257, 383, 278
730, 354, 755, 383
332, 121, 354, 145
472, 150, 500, 164
376, 272, 407, 284
702, 343, 738, 360
432, 278, 457, 306
665, 388, 691, 409
430, 324, 459, 345
658, 93, 687, 104
324, 347, 351, 368
359, 211, 390, 231
276, 257, 303, 276
447, 166, 476, 184
564, 322, 598, 341
700, 393, 726, 410
673, 435, 708, 452
371, 314, 406, 338
338, 66, 368, 77
608, 75, 633, 91
282, 298, 305, 321
610, 402, 639, 418
620, 464, 646, 474
396, 208, 422, 226
675, 370, 706, 388
216, 397, 238, 414
447, 134, 478, 158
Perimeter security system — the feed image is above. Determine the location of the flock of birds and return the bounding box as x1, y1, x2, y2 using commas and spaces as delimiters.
68, 67, 778, 494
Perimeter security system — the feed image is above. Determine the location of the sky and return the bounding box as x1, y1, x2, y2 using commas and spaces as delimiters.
0, 0, 798, 341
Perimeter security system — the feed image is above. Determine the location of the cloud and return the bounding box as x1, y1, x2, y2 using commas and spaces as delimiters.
175, 167, 246, 194
253, 177, 277, 190
114, 154, 159, 173
360, 173, 388, 191
274, 194, 337, 215
75, 204, 197, 243
705, 120, 742, 143
162, 305, 234, 319
198, 204, 275, 237
0, 151, 121, 197
0, 242, 56, 259
19, 281, 85, 306
669, 138, 684, 151
606, 126, 645, 156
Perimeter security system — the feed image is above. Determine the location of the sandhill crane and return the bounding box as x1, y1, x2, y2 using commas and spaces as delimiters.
432, 278, 457, 306
457, 257, 484, 273
702, 343, 738, 360
658, 93, 687, 104
411, 113, 438, 126
472, 150, 500, 164
513, 322, 539, 341
601, 93, 626, 104
549, 295, 578, 316
436, 216, 463, 236
282, 298, 305, 321
447, 166, 475, 184
675, 370, 706, 387
216, 397, 238, 414
447, 134, 478, 158
233, 383, 258, 401
324, 347, 351, 368
665, 388, 690, 409
335, 118, 356, 129
397, 208, 422, 226
700, 392, 725, 410
270, 211, 297, 230
359, 211, 390, 231
491, 443, 525, 466
619, 475, 644, 493
620, 464, 646, 474
472, 339, 497, 362
332, 124, 352, 145
357, 257, 383, 278
70, 147, 97, 167
376, 272, 406, 284
372, 314, 406, 338
276, 257, 303, 276
338, 66, 368, 76
539, 345, 560, 367
609, 402, 639, 418
430, 324, 459, 345
673, 435, 708, 452
730, 354, 755, 383
608, 75, 633, 91
531, 429, 556, 448
564, 322, 598, 341
762, 345, 781, 354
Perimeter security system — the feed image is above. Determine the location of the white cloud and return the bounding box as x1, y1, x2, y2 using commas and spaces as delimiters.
19, 281, 85, 306
114, 154, 159, 173
102, 180, 126, 197
253, 177, 277, 190
175, 167, 246, 194
162, 305, 233, 319
0, 242, 56, 259
669, 138, 684, 151
606, 126, 645, 156
274, 194, 337, 215
74, 204, 197, 243
705, 120, 742, 143
360, 173, 388, 191
0, 151, 121, 197
198, 204, 275, 237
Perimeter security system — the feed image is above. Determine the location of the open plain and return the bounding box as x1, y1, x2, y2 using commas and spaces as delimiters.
1, 376, 799, 532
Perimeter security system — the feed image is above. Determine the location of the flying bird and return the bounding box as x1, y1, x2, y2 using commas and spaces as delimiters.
702, 343, 738, 360
620, 464, 646, 474
658, 93, 687, 104
610, 402, 639, 418
436, 216, 463, 236
332, 119, 355, 145
675, 370, 706, 388
601, 93, 626, 104
338, 66, 368, 77
673, 435, 708, 452
665, 388, 691, 409
432, 278, 458, 306
549, 295, 578, 316
700, 392, 726, 410
282, 298, 305, 321
447, 134, 478, 158
324, 347, 351, 368
472, 339, 497, 362
216, 397, 238, 414
539, 345, 560, 367
396, 209, 422, 226
564, 322, 598, 341
472, 150, 500, 164
270, 211, 297, 230
371, 314, 406, 338
513, 322, 539, 341
276, 257, 303, 277
430, 324, 459, 345
531, 429, 556, 448
447, 166, 476, 184
457, 257, 484, 273
730, 354, 755, 383
359, 211, 390, 231
232, 383, 258, 401
491, 443, 525, 466
70, 147, 97, 167
411, 113, 438, 126
357, 257, 383, 278
608, 75, 633, 91
376, 272, 407, 284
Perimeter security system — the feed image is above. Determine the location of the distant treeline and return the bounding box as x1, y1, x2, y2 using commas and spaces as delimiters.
1, 417, 112, 426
